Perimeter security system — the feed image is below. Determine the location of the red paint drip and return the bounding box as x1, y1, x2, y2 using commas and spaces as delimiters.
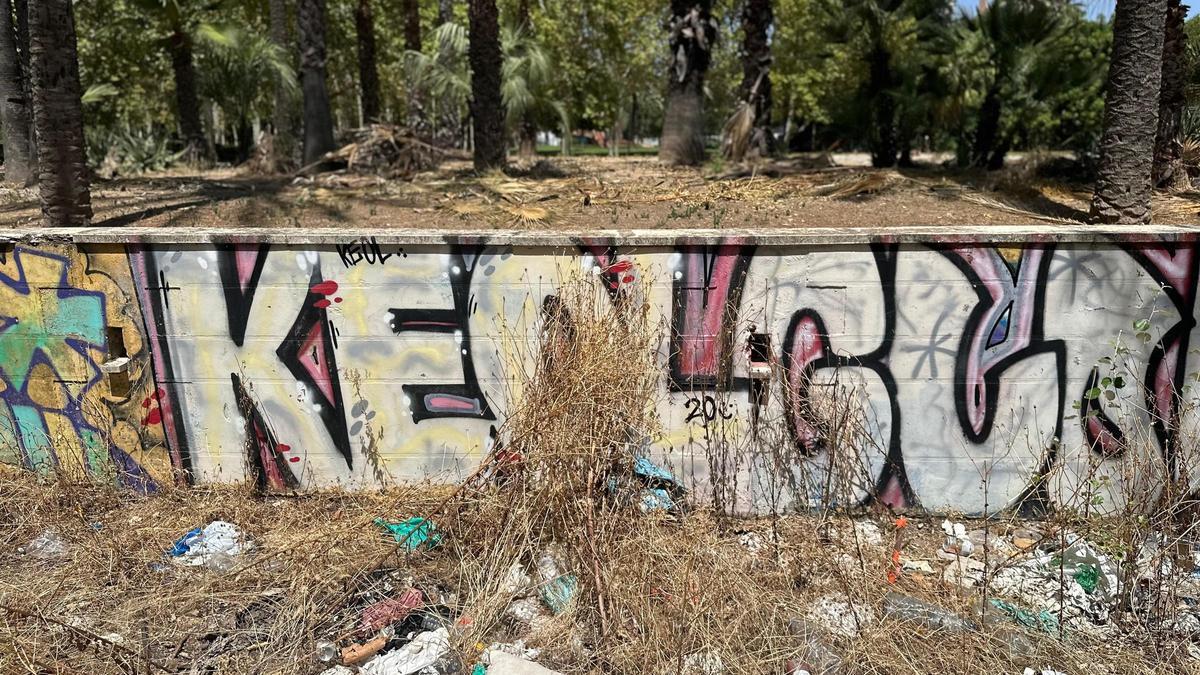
277, 443, 291, 453
313, 299, 331, 309
334, 297, 343, 303
622, 274, 635, 283
288, 456, 300, 463
606, 260, 633, 274
310, 280, 339, 295
141, 398, 151, 409
155, 387, 166, 400
142, 408, 162, 426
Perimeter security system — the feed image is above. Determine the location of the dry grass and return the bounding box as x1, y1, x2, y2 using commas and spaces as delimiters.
0, 470, 1179, 674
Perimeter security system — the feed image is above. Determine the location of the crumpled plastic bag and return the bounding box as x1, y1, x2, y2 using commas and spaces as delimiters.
360, 627, 449, 675
169, 521, 250, 569
21, 530, 68, 559
375, 517, 442, 552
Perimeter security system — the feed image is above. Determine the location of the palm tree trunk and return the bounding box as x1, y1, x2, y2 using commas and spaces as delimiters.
356, 0, 381, 124
661, 0, 715, 166
269, 0, 297, 169
14, 0, 31, 163
972, 84, 1002, 169
403, 0, 426, 130
468, 0, 504, 170
0, 0, 33, 184
404, 0, 421, 51
299, 0, 336, 164
516, 0, 536, 161
28, 0, 90, 226
438, 0, 454, 26
867, 44, 896, 168
168, 21, 206, 162
236, 118, 255, 163
1152, 0, 1188, 189
740, 0, 774, 157
1090, 0, 1168, 224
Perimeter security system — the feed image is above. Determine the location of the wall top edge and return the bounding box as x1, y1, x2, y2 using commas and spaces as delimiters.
1, 225, 1197, 246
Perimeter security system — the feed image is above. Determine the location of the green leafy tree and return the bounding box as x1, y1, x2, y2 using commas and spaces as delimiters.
953, 0, 1076, 169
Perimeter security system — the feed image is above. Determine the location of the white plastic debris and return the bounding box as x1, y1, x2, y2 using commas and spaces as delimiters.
853, 520, 884, 547
501, 562, 533, 595
507, 597, 550, 627
484, 649, 563, 675
485, 640, 540, 661
1023, 668, 1066, 675
173, 521, 251, 568
681, 651, 724, 674
360, 627, 450, 675
320, 667, 355, 675
940, 520, 974, 557
901, 558, 935, 575
991, 534, 1119, 627
942, 555, 985, 588
20, 530, 68, 559
738, 531, 765, 554
806, 595, 874, 638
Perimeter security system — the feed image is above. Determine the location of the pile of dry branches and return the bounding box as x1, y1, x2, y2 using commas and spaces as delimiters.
319, 125, 448, 178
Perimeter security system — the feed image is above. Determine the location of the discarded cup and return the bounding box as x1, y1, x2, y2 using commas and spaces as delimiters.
316, 639, 338, 663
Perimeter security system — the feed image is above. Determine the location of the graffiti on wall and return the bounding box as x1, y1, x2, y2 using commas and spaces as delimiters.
0, 244, 170, 490
2, 235, 1198, 515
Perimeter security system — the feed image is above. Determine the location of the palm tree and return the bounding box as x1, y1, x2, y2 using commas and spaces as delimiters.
1090, 0, 1168, 224
298, 0, 336, 164
269, 0, 297, 168
660, 0, 716, 166
197, 25, 298, 162
133, 1, 208, 160
405, 21, 469, 145
406, 22, 564, 158
0, 0, 34, 185
502, 22, 567, 161
962, 0, 1071, 169
355, 0, 381, 123
29, 0, 91, 226
1153, 0, 1188, 189
469, 0, 504, 170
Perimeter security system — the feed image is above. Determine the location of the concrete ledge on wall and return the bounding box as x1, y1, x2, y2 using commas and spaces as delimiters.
2, 223, 1199, 246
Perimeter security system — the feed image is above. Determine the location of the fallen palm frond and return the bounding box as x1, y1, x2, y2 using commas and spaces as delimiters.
721, 101, 756, 164
959, 192, 1084, 224
809, 172, 895, 199
502, 204, 551, 226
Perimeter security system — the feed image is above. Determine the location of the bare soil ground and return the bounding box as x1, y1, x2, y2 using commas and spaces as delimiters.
1, 154, 1196, 229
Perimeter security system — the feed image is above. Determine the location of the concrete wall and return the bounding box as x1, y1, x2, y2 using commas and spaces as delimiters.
3, 226, 1199, 515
